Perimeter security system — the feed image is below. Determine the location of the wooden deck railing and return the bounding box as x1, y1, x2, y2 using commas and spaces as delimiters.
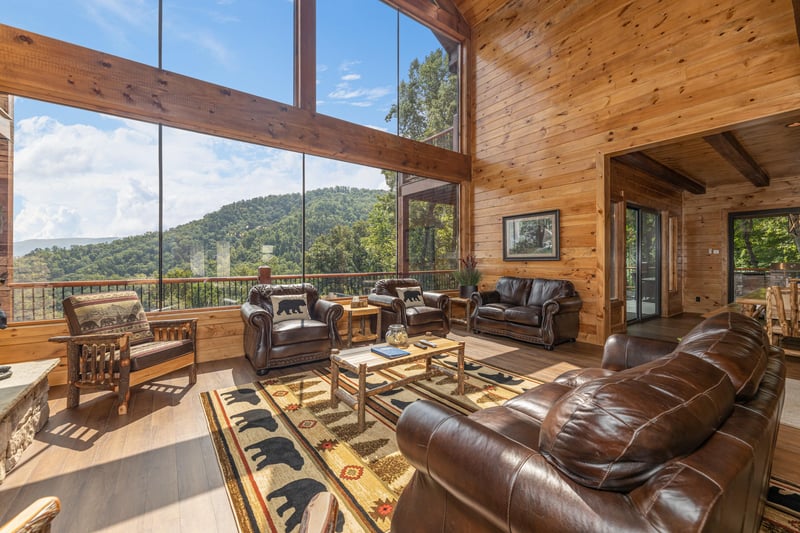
7, 270, 457, 322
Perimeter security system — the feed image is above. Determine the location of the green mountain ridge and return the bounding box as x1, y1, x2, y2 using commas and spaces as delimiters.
14, 186, 388, 282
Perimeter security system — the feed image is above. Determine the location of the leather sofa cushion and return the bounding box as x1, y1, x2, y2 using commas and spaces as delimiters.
495, 277, 532, 306
406, 306, 444, 325
476, 303, 513, 321
528, 278, 574, 306
675, 312, 768, 400
272, 319, 329, 345
505, 306, 541, 326
539, 352, 735, 491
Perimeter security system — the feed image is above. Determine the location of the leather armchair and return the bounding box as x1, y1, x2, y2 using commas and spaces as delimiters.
241, 284, 343, 375
367, 278, 450, 339
392, 312, 785, 532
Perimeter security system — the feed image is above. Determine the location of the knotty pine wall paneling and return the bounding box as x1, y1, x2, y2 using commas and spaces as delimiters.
683, 175, 800, 314
469, 0, 800, 343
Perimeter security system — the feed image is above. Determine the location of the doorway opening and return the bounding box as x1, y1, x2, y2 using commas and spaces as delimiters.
626, 205, 661, 323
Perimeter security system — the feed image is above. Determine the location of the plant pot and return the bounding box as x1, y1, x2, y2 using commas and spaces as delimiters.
459, 285, 477, 298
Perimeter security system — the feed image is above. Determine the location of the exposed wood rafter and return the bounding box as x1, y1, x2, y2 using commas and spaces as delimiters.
702, 131, 770, 187
0, 24, 470, 183
294, 0, 316, 111
615, 152, 706, 195
383, 0, 470, 41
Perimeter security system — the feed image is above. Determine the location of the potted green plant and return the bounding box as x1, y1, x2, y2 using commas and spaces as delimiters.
453, 255, 482, 297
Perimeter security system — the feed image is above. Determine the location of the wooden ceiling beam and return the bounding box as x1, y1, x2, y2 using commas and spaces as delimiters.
0, 24, 469, 183
615, 152, 706, 195
702, 131, 770, 187
383, 0, 470, 41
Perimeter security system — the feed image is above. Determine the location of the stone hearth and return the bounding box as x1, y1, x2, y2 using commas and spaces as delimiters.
0, 359, 59, 483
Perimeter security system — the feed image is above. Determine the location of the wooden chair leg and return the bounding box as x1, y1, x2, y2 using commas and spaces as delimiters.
189, 362, 197, 385
118, 379, 131, 415
66, 383, 80, 409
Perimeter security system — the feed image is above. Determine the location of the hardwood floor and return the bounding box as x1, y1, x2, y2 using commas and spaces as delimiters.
1, 316, 797, 532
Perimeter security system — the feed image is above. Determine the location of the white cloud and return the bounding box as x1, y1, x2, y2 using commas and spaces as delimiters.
328, 85, 392, 102
13, 114, 386, 241
341, 74, 361, 81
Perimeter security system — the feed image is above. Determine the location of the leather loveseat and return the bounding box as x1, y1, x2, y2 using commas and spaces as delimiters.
470, 276, 582, 349
392, 312, 785, 532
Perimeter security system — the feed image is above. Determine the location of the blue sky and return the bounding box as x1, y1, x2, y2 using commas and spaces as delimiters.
4, 1, 445, 242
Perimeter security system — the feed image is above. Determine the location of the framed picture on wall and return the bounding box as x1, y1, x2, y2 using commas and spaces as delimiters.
503, 210, 560, 261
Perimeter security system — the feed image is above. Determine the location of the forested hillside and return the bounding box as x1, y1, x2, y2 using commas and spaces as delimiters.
14, 186, 392, 282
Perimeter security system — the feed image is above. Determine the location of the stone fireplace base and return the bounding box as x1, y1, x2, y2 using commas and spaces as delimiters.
0, 359, 59, 483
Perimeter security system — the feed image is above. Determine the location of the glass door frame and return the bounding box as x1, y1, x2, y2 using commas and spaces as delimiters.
626, 204, 661, 324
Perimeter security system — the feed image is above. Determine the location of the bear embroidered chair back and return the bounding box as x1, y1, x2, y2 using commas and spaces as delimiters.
368, 278, 450, 340
240, 283, 344, 375
49, 291, 197, 415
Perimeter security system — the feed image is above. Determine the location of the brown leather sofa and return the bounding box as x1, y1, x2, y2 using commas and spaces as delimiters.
392, 312, 785, 532
240, 284, 343, 375
367, 278, 450, 339
470, 276, 582, 349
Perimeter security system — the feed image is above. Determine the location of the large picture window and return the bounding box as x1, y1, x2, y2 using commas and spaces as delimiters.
1, 1, 464, 323
729, 208, 800, 301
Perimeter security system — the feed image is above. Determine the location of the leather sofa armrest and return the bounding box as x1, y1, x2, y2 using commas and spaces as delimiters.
601, 333, 679, 370
396, 400, 650, 532
367, 293, 406, 316
422, 291, 449, 311
471, 289, 499, 307
312, 298, 342, 323
241, 301, 273, 328
314, 299, 344, 345
543, 295, 582, 315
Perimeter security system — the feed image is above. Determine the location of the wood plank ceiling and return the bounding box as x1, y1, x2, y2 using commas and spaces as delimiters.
616, 113, 800, 194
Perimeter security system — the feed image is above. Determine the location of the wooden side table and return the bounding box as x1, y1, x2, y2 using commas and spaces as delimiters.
449, 296, 472, 332
341, 303, 381, 348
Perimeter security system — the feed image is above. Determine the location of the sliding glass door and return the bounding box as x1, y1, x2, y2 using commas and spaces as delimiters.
626, 206, 661, 323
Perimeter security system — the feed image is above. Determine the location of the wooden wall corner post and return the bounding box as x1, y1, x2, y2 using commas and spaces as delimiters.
258, 266, 272, 284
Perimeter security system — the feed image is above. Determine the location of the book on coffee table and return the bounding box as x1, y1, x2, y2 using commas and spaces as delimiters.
370, 346, 410, 359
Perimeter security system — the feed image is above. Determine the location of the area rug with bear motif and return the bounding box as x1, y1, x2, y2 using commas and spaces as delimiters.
201, 353, 800, 533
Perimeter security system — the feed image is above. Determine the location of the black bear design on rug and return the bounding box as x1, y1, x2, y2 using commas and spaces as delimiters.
277, 299, 306, 315
244, 436, 304, 471
267, 478, 344, 533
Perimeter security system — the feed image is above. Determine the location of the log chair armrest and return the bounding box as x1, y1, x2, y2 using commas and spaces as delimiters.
148, 318, 198, 340
0, 496, 61, 533
601, 333, 679, 370
422, 291, 449, 311
49, 332, 132, 346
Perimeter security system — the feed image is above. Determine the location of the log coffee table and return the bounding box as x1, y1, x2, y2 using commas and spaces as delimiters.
330, 336, 466, 432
